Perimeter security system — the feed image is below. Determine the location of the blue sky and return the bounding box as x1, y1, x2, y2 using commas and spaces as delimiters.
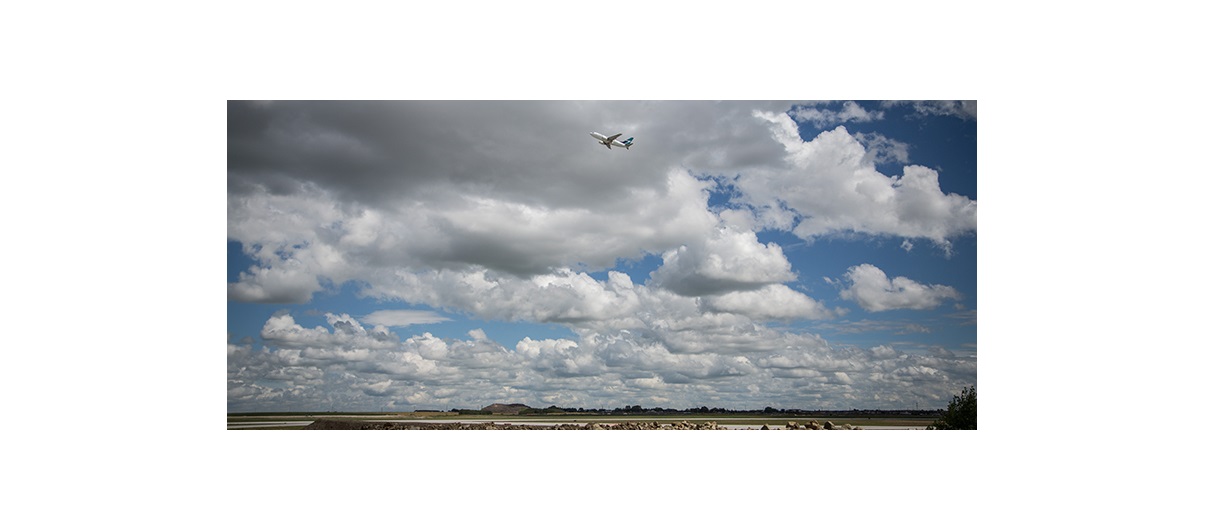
227, 100, 976, 412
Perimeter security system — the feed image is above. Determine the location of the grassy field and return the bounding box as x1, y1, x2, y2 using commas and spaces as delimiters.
227, 411, 453, 422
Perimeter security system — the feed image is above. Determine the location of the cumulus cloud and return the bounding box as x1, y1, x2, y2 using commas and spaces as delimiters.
649, 226, 796, 296
227, 164, 811, 315
227, 263, 323, 304
229, 311, 975, 411
260, 312, 396, 354
234, 293, 978, 414
838, 264, 961, 312
703, 284, 834, 320
733, 113, 976, 250
228, 167, 718, 302
363, 267, 643, 324
519, 337, 605, 378
853, 131, 910, 166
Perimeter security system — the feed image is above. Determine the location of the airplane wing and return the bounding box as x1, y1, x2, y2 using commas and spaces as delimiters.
606, 133, 623, 143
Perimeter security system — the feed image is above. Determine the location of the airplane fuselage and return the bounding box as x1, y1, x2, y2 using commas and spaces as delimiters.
590, 131, 633, 150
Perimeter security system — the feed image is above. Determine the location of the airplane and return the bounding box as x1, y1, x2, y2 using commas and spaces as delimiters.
590, 131, 635, 150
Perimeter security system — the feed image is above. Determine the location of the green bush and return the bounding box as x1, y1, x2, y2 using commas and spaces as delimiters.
929, 386, 976, 430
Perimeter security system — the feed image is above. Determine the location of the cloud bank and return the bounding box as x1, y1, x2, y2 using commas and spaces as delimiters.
839, 264, 962, 312
229, 311, 974, 411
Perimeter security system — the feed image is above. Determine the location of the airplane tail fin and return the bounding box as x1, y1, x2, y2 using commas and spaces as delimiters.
621, 137, 635, 149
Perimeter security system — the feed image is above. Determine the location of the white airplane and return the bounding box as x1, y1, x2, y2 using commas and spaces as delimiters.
590, 131, 635, 150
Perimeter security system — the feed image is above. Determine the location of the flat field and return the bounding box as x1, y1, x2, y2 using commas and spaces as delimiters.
227, 412, 937, 430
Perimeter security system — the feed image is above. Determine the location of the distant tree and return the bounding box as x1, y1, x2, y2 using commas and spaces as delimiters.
928, 386, 976, 430
764, 406, 778, 414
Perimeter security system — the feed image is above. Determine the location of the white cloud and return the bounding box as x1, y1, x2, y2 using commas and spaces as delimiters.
361, 310, 450, 328
704, 284, 834, 320
227, 162, 811, 316
853, 131, 910, 166
227, 167, 718, 303
518, 337, 605, 378
260, 312, 395, 352
884, 100, 977, 120
839, 263, 961, 312
789, 101, 884, 127
230, 310, 975, 411
735, 114, 976, 249
365, 267, 643, 325
650, 225, 796, 296
227, 264, 322, 304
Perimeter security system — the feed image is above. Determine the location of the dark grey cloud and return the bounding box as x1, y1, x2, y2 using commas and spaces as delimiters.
228, 100, 797, 208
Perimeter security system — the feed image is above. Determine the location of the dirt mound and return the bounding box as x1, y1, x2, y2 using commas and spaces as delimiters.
481, 403, 531, 414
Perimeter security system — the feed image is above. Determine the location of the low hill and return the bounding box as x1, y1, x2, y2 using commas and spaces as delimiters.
482, 403, 530, 415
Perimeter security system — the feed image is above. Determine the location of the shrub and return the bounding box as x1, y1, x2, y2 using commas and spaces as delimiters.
929, 386, 976, 430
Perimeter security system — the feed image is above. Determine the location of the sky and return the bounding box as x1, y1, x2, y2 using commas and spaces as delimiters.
227, 100, 976, 412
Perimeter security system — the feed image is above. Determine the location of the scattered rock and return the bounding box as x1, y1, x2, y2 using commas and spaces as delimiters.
304, 418, 375, 430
